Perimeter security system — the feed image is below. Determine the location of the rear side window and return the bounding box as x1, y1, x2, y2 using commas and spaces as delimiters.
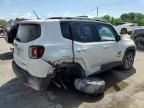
16, 24, 41, 43
60, 22, 71, 39
71, 22, 99, 42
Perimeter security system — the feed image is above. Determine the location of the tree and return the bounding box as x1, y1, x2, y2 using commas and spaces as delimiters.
120, 12, 144, 25
101, 15, 123, 25
120, 13, 128, 21
110, 17, 115, 24
114, 18, 123, 24
0, 19, 9, 26
102, 15, 111, 22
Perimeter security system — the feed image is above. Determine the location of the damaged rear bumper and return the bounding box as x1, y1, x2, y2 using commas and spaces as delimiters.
12, 61, 53, 90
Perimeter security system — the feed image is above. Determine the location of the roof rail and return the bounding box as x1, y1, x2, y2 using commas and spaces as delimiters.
76, 16, 88, 18
95, 19, 108, 23
46, 17, 108, 23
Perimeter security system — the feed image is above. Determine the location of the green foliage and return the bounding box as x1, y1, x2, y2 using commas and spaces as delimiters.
120, 12, 144, 26
102, 15, 111, 22
110, 17, 115, 24
113, 18, 123, 24
101, 12, 144, 26
0, 19, 9, 26
101, 15, 123, 24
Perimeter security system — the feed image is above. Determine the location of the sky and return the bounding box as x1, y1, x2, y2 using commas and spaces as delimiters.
0, 0, 144, 20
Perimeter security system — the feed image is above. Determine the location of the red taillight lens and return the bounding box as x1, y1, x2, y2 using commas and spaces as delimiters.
29, 46, 45, 59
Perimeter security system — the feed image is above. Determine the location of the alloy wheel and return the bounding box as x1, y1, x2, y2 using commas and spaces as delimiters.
124, 53, 134, 69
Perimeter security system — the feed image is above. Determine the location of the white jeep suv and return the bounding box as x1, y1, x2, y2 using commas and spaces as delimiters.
12, 17, 136, 90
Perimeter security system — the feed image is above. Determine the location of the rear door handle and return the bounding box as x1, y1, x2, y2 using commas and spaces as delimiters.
103, 46, 110, 49
76, 48, 87, 52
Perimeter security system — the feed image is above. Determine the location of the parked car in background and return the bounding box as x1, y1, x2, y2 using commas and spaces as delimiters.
131, 28, 144, 50
0, 25, 6, 36
114, 22, 138, 34
12, 17, 136, 91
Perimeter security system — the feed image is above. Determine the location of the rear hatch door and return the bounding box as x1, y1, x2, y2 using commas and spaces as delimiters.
14, 24, 41, 71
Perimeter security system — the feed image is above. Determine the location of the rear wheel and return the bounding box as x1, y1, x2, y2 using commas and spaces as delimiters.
121, 28, 127, 34
134, 37, 144, 50
120, 51, 134, 70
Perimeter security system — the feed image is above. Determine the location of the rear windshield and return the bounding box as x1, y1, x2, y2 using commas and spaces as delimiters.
16, 24, 41, 43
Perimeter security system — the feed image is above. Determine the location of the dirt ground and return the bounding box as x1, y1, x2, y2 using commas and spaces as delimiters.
0, 38, 144, 108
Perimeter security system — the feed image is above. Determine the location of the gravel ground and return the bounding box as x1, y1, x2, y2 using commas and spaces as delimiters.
0, 38, 144, 108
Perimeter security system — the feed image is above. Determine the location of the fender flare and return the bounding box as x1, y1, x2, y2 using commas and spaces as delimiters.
125, 46, 136, 55
123, 46, 136, 61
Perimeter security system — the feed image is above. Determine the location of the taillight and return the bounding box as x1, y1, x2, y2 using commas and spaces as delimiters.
29, 46, 45, 59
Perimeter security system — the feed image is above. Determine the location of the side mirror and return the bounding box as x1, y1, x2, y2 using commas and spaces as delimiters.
116, 35, 121, 42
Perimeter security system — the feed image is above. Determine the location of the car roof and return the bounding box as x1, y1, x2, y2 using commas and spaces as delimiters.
47, 17, 108, 23
17, 17, 109, 24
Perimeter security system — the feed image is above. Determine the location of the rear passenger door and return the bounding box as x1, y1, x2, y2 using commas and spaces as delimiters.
95, 22, 122, 65
71, 21, 102, 76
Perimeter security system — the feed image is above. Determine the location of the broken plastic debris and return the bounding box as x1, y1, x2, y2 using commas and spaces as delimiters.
74, 77, 105, 95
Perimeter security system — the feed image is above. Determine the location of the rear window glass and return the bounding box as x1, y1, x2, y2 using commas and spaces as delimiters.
16, 24, 41, 43
60, 22, 72, 39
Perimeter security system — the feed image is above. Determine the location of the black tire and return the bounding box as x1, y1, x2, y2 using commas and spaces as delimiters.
5, 24, 19, 43
4, 34, 9, 43
121, 28, 127, 34
134, 37, 144, 50
120, 51, 134, 70
4, 33, 13, 43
